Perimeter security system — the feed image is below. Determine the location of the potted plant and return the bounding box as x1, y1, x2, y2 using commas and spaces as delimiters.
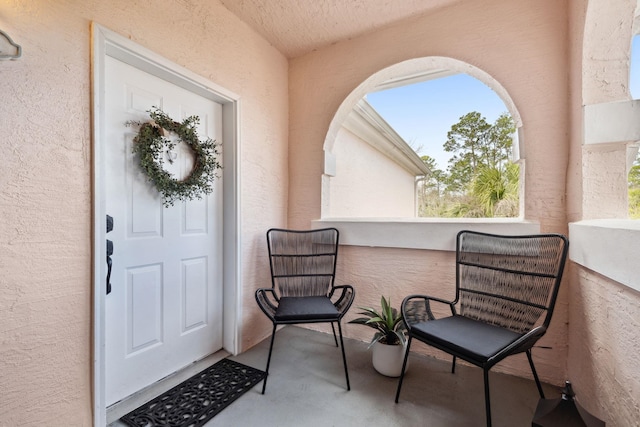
349, 296, 408, 377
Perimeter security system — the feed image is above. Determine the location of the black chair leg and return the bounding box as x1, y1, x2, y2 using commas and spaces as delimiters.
336, 321, 350, 390
330, 322, 339, 347
451, 356, 457, 374
395, 335, 412, 403
526, 349, 545, 398
261, 324, 277, 394
483, 369, 492, 427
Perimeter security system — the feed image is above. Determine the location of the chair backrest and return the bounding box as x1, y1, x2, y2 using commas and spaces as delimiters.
267, 228, 339, 298
456, 230, 569, 334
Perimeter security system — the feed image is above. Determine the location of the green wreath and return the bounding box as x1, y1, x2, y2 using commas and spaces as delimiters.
129, 108, 222, 207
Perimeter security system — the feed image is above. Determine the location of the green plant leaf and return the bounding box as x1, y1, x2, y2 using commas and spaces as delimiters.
349, 296, 407, 347
356, 307, 382, 318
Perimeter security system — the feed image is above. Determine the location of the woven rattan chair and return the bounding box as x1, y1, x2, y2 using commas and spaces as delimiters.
255, 228, 355, 394
395, 230, 569, 427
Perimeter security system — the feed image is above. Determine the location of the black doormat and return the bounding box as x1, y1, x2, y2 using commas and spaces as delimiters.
120, 358, 265, 427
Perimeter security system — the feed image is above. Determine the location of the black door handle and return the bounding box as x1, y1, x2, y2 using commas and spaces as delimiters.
106, 239, 113, 294
106, 215, 114, 295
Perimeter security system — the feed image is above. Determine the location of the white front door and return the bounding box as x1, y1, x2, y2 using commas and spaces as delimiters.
104, 55, 224, 406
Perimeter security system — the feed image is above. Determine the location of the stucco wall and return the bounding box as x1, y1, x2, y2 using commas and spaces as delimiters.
329, 128, 417, 217
289, 0, 569, 232
579, 0, 635, 221
567, 268, 640, 424
0, 1, 287, 425
289, 0, 570, 384
566, 0, 640, 425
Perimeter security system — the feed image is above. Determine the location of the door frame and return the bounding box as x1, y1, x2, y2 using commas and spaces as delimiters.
91, 23, 242, 427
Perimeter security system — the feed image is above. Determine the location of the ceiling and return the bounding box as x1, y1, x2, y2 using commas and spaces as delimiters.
219, 0, 462, 58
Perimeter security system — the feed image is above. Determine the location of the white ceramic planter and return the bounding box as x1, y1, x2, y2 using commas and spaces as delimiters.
372, 341, 408, 377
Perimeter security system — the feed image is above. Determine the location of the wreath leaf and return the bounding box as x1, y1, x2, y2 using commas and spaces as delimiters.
128, 107, 222, 207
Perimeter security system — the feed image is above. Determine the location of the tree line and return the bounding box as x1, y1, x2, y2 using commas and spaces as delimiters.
629, 156, 640, 218
420, 111, 640, 218
418, 111, 519, 218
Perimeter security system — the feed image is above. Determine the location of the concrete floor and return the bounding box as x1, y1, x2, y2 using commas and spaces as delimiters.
109, 326, 559, 427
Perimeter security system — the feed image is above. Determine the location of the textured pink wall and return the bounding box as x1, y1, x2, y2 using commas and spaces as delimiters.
289, 0, 570, 384
0, 1, 288, 424
568, 267, 640, 424
289, 0, 570, 232
567, 0, 640, 425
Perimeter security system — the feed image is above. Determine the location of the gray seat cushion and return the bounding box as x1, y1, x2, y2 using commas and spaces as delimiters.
275, 296, 339, 322
411, 315, 522, 363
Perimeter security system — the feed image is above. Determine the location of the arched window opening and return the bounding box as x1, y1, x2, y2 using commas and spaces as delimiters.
324, 61, 521, 220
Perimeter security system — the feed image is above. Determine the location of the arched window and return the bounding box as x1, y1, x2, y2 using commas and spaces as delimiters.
322, 58, 522, 220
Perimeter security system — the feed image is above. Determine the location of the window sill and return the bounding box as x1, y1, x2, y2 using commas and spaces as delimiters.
313, 218, 540, 251
569, 219, 640, 293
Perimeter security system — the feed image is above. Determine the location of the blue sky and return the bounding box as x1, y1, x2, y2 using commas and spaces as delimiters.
368, 37, 640, 171
366, 74, 509, 170
631, 36, 640, 98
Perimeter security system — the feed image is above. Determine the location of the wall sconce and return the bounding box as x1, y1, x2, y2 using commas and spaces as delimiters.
0, 29, 22, 60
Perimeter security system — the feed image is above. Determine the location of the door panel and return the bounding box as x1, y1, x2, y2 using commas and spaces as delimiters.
182, 257, 208, 332
104, 55, 223, 406
127, 264, 163, 353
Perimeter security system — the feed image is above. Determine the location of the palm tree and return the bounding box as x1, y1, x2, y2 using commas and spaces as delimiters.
471, 162, 519, 217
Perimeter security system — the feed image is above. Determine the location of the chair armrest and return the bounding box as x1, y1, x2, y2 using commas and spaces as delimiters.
401, 294, 457, 329
489, 325, 548, 365
255, 288, 278, 321
330, 284, 355, 315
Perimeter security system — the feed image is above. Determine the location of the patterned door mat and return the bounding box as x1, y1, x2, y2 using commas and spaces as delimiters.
121, 358, 265, 427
